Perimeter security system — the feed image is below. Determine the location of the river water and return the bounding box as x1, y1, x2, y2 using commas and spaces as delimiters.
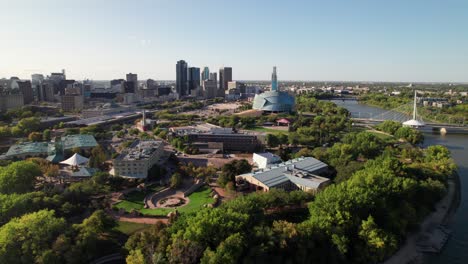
328, 100, 468, 264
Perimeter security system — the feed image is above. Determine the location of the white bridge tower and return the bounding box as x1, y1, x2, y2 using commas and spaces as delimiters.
402, 90, 425, 127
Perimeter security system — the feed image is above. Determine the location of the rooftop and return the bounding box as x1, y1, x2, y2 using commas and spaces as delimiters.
3, 135, 98, 159
62, 134, 98, 150
265, 156, 328, 172
116, 140, 163, 161
67, 111, 139, 126
6, 142, 51, 156
170, 123, 233, 136
240, 157, 329, 189
255, 152, 281, 160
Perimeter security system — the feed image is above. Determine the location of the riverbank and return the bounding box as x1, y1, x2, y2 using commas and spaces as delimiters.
384, 171, 461, 264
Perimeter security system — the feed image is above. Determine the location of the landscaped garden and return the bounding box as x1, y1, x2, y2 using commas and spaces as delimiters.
114, 186, 215, 216
113, 184, 164, 212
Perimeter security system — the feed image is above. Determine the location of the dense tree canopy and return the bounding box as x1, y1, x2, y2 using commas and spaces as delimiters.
0, 210, 66, 264
0, 161, 41, 194
217, 159, 252, 187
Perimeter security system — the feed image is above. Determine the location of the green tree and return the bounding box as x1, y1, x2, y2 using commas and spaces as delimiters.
116, 130, 125, 138
0, 161, 41, 194
89, 146, 106, 168
376, 120, 402, 135
0, 126, 11, 137
357, 215, 398, 263
17, 117, 41, 134
0, 192, 51, 225
201, 233, 245, 264
66, 210, 116, 263
266, 134, 280, 148
218, 159, 252, 187
277, 133, 288, 147
125, 222, 169, 264
11, 126, 23, 137
395, 127, 424, 144
294, 147, 314, 158
170, 173, 182, 189
42, 129, 51, 141
0, 210, 66, 264
126, 249, 146, 264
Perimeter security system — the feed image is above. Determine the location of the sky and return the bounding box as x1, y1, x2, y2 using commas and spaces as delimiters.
1, 0, 468, 82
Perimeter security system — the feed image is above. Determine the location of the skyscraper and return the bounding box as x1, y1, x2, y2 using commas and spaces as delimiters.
201, 67, 210, 81
271, 66, 278, 91
176, 60, 188, 96
126, 73, 138, 94
188, 67, 201, 94
202, 80, 218, 99
31, 74, 44, 101
209, 72, 217, 81
17, 80, 34, 104
126, 73, 137, 82
219, 67, 232, 91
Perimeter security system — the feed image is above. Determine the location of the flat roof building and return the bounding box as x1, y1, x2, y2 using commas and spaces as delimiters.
112, 140, 164, 178
236, 157, 330, 193
61, 94, 84, 112
170, 123, 260, 153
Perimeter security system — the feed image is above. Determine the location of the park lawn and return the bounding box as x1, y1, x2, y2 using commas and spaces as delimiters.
178, 186, 215, 213
114, 185, 164, 212
140, 186, 215, 216
114, 221, 151, 235
246, 126, 289, 134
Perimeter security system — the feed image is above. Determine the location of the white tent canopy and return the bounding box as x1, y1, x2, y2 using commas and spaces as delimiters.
60, 153, 89, 166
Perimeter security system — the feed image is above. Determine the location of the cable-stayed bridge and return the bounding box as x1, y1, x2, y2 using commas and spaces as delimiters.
349, 91, 468, 134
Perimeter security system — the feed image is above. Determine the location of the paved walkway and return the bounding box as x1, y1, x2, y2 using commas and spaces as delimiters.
111, 211, 168, 224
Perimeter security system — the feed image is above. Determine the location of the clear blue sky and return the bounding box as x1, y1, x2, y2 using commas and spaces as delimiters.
1, 0, 467, 82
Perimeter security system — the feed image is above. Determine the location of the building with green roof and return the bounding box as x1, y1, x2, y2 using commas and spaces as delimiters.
62, 134, 98, 150
2, 135, 98, 161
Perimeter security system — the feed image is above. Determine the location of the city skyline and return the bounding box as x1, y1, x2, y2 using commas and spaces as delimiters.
1, 0, 468, 82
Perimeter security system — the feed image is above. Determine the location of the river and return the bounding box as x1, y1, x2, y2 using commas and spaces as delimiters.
328, 100, 468, 264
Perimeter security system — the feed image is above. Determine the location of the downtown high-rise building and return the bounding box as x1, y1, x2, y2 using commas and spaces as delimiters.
219, 67, 232, 91
17, 80, 34, 104
209, 72, 217, 81
31, 74, 44, 101
126, 73, 138, 94
202, 80, 218, 99
176, 60, 188, 96
188, 67, 201, 94
201, 67, 210, 81
126, 73, 138, 83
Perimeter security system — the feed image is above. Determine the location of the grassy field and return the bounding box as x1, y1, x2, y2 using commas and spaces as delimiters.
114, 185, 164, 212
246, 126, 289, 134
114, 186, 215, 216
114, 221, 151, 235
